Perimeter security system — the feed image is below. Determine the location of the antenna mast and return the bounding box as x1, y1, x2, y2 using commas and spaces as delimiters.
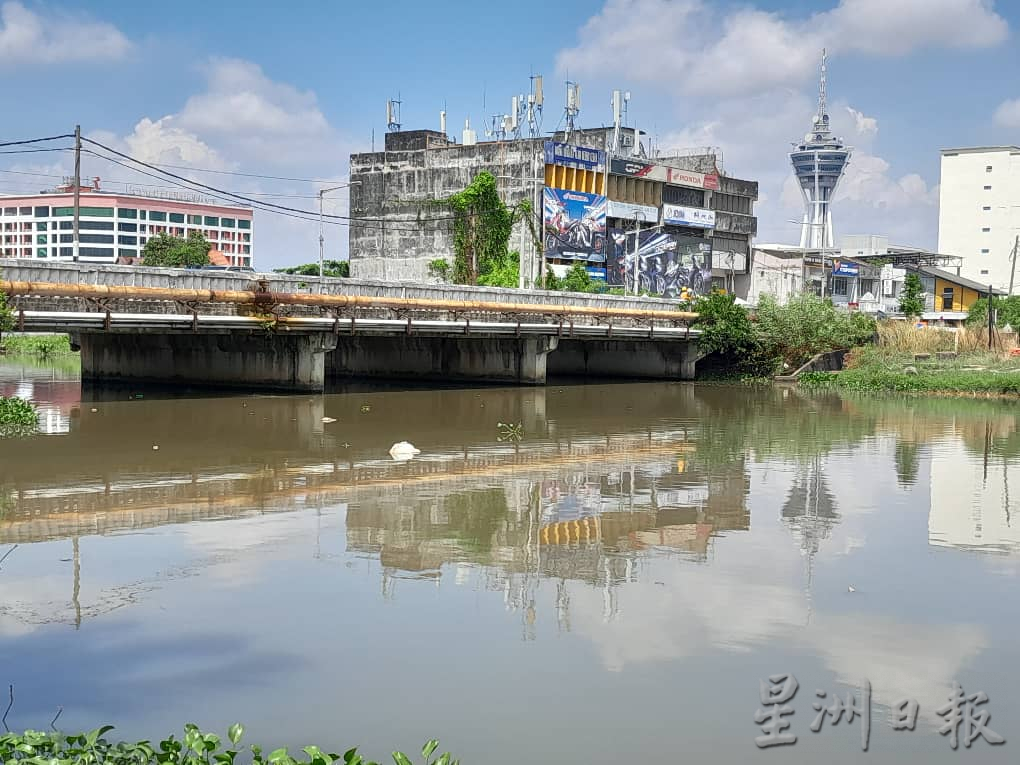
386, 95, 402, 132
527, 74, 544, 138
817, 49, 828, 124
564, 81, 581, 140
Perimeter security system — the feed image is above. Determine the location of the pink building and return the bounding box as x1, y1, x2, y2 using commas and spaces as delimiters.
0, 182, 254, 267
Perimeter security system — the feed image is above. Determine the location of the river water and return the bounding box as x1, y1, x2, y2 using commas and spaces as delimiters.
0, 357, 1018, 764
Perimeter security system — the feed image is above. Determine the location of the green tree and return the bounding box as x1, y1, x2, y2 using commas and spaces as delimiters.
898, 273, 925, 317
273, 260, 349, 278
966, 294, 1020, 329
142, 232, 212, 268
427, 259, 451, 282
693, 290, 776, 376
755, 293, 876, 369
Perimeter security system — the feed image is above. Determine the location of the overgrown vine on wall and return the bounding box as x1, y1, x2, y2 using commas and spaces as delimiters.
423, 172, 537, 288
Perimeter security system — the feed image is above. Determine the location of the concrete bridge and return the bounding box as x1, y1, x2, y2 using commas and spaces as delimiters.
0, 259, 703, 391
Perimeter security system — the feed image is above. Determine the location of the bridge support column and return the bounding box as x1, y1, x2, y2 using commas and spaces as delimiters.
328, 335, 559, 385
547, 339, 701, 381
75, 331, 337, 392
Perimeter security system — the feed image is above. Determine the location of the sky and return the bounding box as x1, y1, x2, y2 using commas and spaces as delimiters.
1, 0, 1019, 269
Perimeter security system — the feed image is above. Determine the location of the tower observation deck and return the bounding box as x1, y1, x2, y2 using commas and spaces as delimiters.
790, 50, 851, 249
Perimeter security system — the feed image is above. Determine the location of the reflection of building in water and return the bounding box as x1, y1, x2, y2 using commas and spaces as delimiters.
929, 435, 1020, 554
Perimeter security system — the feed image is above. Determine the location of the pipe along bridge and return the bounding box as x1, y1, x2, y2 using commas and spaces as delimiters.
1, 279, 703, 391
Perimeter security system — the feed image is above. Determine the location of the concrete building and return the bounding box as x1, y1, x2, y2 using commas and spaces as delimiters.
348, 121, 757, 296
0, 180, 254, 267
938, 146, 1020, 292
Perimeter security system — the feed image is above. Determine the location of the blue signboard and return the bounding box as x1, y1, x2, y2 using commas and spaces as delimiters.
586, 267, 607, 281
832, 260, 860, 277
543, 141, 605, 171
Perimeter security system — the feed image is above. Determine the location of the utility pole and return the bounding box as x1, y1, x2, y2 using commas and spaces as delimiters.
1008, 235, 1019, 296
317, 182, 358, 293
988, 283, 994, 350
72, 124, 81, 263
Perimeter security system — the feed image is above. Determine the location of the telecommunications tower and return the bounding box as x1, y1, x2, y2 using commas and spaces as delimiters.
789, 50, 851, 249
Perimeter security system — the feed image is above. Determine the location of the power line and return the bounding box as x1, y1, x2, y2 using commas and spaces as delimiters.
0, 147, 73, 156
139, 161, 348, 185
0, 134, 74, 149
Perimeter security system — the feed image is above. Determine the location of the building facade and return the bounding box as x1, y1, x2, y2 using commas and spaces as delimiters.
938, 146, 1020, 292
348, 125, 757, 297
0, 185, 254, 267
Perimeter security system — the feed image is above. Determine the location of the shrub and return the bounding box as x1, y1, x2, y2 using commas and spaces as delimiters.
898, 273, 925, 317
693, 290, 779, 377
0, 725, 460, 765
427, 259, 451, 282
755, 294, 876, 369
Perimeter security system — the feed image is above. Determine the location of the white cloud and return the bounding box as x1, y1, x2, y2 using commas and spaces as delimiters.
70, 58, 357, 269
846, 107, 878, 138
558, 0, 1008, 99
0, 1, 130, 66
993, 98, 1020, 128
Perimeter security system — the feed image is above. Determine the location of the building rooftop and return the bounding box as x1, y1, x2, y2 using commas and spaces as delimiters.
920, 265, 1007, 295
940, 146, 1020, 156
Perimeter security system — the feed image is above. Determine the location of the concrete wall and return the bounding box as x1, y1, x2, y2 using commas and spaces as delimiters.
548, 339, 698, 380
0, 258, 686, 314
76, 331, 336, 391
328, 335, 558, 385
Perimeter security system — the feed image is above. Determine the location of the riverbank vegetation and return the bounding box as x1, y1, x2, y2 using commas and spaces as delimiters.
693, 291, 877, 378
0, 395, 38, 438
0, 726, 459, 765
1, 334, 74, 356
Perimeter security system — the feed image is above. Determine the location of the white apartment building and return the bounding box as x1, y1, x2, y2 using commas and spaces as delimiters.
938, 146, 1020, 292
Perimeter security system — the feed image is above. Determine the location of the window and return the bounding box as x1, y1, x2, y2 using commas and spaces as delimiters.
36, 222, 46, 231
36, 248, 47, 258
53, 206, 113, 217
982, 227, 991, 232
59, 247, 73, 257
832, 277, 848, 296
221, 217, 235, 228
118, 248, 136, 258
238, 219, 251, 230
140, 237, 147, 244
34, 206, 49, 217
140, 210, 147, 220
984, 185, 992, 191
942, 287, 954, 311
58, 221, 72, 230
118, 235, 138, 245
2, 208, 14, 216
118, 222, 137, 232
169, 212, 185, 224
80, 220, 114, 231
148, 210, 167, 222
77, 247, 114, 258
79, 234, 114, 244
983, 206, 991, 211
36, 235, 47, 245
118, 208, 137, 219
986, 165, 993, 172
59, 234, 73, 243
19, 207, 30, 215
188, 214, 202, 225
981, 248, 990, 254
981, 269, 989, 275
203, 216, 219, 226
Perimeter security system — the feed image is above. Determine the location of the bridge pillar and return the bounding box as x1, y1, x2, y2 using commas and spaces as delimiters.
75, 331, 338, 392
328, 335, 559, 385
547, 339, 701, 381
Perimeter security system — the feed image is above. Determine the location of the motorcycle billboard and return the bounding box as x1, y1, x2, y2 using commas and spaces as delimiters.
543, 188, 607, 263
606, 228, 713, 298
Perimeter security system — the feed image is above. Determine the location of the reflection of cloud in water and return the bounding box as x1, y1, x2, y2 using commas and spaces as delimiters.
803, 613, 986, 724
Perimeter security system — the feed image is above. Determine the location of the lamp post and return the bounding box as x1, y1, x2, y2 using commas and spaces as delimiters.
318, 182, 360, 293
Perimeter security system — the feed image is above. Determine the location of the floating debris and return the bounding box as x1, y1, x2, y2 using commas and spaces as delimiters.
497, 422, 524, 443
389, 441, 421, 461
322, 417, 337, 423
152, 445, 159, 451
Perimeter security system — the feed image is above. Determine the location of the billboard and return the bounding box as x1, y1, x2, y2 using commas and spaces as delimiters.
543, 188, 607, 263
832, 260, 860, 277
610, 158, 720, 190
606, 199, 659, 222
662, 204, 716, 229
606, 228, 713, 298
544, 141, 605, 171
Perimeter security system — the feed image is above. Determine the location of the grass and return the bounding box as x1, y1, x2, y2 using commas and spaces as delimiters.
0, 333, 74, 356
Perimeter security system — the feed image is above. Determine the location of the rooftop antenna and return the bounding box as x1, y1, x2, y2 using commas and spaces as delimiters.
817, 48, 828, 126
510, 94, 523, 139
610, 89, 630, 154
564, 80, 581, 140
386, 95, 402, 132
527, 74, 544, 138
440, 104, 447, 137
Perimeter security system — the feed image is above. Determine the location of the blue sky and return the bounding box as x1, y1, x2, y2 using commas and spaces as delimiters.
2, 0, 1019, 267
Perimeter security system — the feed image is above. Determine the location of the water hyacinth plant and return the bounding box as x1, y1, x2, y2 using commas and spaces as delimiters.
0, 725, 460, 765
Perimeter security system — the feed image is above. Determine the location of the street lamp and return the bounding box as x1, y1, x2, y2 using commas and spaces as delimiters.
319, 181, 360, 292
